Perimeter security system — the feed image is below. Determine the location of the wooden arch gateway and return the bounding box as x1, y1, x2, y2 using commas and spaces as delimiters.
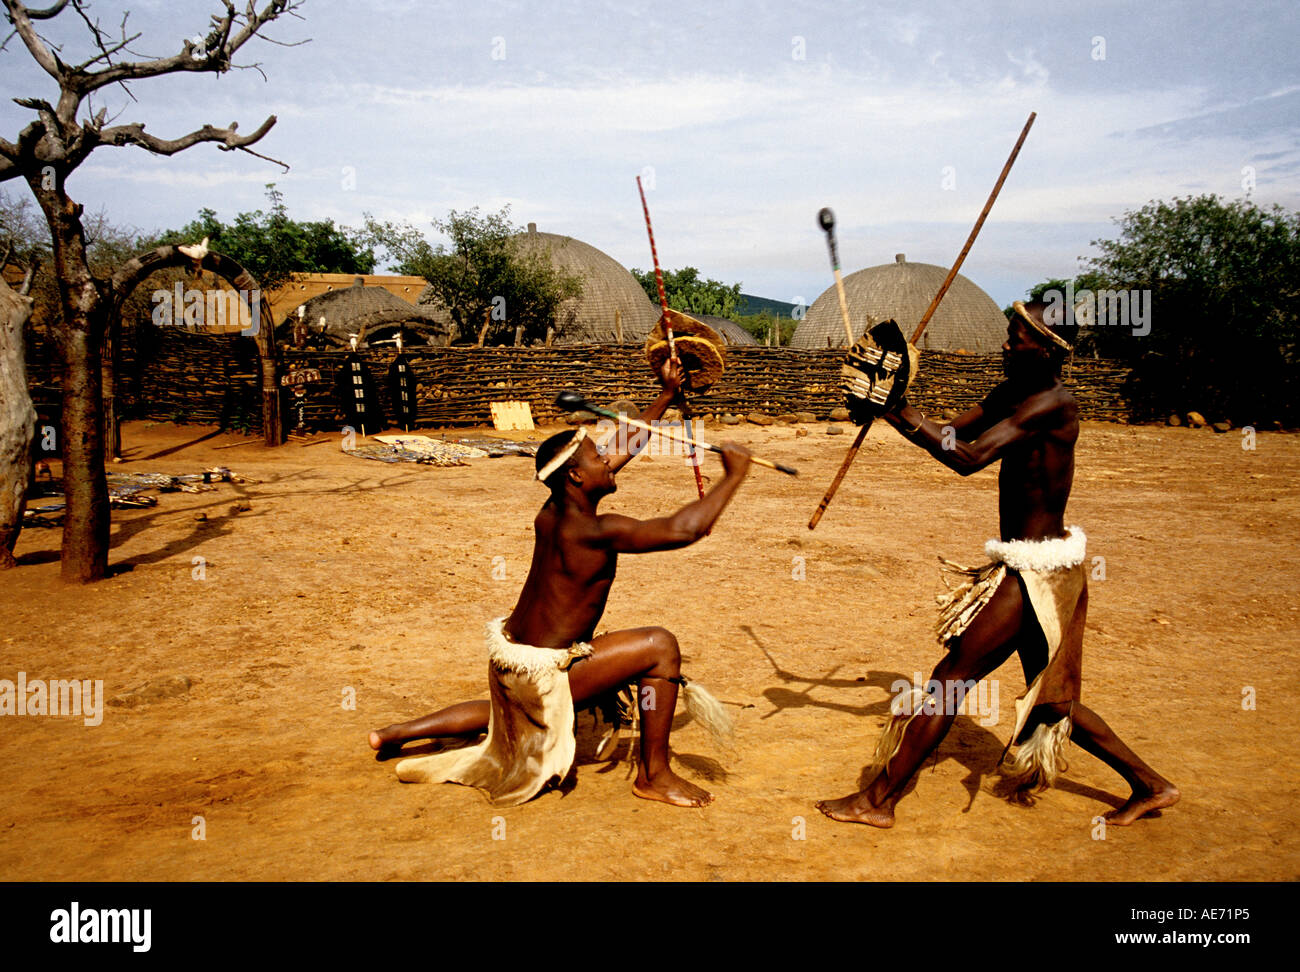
108, 245, 282, 451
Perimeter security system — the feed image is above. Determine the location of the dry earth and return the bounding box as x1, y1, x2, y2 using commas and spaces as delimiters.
1, 416, 1296, 881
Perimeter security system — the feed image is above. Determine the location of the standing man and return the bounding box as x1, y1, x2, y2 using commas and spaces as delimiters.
816, 300, 1178, 828
370, 360, 751, 808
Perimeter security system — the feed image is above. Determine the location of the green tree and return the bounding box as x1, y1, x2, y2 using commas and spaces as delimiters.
1023, 195, 1300, 423
147, 185, 374, 293
1084, 195, 1299, 422
631, 266, 742, 319
363, 206, 581, 345
734, 310, 797, 345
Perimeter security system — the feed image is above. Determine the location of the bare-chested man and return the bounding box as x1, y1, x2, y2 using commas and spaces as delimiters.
369, 360, 752, 808
816, 300, 1179, 828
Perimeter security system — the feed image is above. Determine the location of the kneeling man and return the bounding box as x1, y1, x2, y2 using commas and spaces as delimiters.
370, 362, 751, 808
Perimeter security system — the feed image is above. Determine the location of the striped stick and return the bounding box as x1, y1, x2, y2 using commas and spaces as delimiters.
637, 175, 706, 500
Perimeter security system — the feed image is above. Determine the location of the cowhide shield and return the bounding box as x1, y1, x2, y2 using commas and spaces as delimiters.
336, 353, 386, 435
840, 319, 914, 425
387, 353, 419, 431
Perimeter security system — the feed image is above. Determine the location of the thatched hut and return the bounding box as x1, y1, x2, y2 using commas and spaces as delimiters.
791, 254, 1007, 352
278, 277, 450, 349
693, 313, 759, 346
513, 224, 659, 343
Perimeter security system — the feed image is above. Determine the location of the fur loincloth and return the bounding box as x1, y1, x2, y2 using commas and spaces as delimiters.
870, 528, 1088, 791
395, 618, 594, 806
394, 618, 735, 806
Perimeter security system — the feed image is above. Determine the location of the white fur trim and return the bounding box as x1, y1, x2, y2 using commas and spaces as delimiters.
1005, 714, 1072, 791
485, 617, 592, 678
984, 527, 1086, 573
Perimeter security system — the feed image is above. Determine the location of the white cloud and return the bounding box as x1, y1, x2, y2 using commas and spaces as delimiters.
4, 0, 1293, 308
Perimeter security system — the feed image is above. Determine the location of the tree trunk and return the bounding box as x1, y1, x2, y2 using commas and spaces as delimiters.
58, 322, 111, 581
102, 311, 122, 461
34, 178, 111, 582
0, 276, 37, 568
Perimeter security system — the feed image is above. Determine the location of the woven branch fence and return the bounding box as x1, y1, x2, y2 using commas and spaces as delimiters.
25, 327, 1137, 430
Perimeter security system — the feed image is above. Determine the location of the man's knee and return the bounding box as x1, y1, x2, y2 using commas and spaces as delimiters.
645, 627, 681, 670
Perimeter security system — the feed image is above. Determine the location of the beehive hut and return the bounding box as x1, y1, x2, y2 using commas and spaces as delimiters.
694, 313, 758, 346
278, 277, 450, 349
792, 254, 1007, 352
513, 224, 659, 343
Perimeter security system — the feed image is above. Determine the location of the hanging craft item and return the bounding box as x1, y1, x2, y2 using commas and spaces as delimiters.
387, 353, 419, 431
280, 366, 323, 437
336, 352, 385, 436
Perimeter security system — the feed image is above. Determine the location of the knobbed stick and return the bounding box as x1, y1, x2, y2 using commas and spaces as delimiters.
818, 207, 857, 347
555, 391, 798, 476
808, 111, 1038, 530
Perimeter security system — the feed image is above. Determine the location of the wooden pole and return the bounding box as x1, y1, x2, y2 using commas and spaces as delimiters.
577, 400, 797, 475
909, 111, 1037, 346
637, 175, 706, 500
817, 209, 857, 347
808, 111, 1037, 530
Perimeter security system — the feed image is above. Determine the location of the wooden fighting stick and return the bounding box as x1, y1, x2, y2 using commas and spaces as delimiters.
556, 392, 798, 476
807, 111, 1038, 530
636, 175, 707, 500
818, 207, 858, 348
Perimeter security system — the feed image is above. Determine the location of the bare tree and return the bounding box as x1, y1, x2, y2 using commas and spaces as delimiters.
0, 0, 304, 582
0, 271, 36, 569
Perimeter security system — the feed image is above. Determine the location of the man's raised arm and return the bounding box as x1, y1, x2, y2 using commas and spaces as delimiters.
605, 358, 685, 473
882, 395, 1056, 476
596, 443, 752, 552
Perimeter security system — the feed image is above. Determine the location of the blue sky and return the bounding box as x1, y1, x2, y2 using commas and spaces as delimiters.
2, 0, 1297, 307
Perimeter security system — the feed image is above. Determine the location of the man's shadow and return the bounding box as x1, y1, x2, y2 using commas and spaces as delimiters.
743, 624, 1101, 813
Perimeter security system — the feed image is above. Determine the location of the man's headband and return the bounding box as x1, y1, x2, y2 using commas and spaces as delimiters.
536, 427, 587, 483
1012, 300, 1073, 352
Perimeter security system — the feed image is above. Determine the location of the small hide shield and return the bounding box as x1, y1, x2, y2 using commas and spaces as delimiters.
840, 319, 915, 425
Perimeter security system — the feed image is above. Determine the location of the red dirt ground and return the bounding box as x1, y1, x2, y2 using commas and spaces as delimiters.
0, 417, 1296, 880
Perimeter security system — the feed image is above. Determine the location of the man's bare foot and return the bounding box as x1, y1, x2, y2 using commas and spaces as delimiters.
1105, 782, 1180, 826
814, 792, 895, 828
368, 727, 406, 753
632, 769, 714, 808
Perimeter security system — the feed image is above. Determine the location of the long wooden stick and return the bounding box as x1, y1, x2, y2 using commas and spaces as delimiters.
808, 111, 1037, 530
573, 398, 798, 476
818, 208, 857, 347
637, 175, 707, 499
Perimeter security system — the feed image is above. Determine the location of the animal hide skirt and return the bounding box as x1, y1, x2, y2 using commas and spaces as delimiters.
871, 527, 1089, 791
395, 618, 594, 806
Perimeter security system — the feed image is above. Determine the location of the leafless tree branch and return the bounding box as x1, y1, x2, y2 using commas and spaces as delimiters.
69, 1, 141, 75
3, 0, 66, 80
23, 0, 70, 19
81, 0, 306, 94
95, 114, 286, 169
3, 1, 304, 178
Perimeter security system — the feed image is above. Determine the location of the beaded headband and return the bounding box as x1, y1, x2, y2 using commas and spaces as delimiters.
1012, 300, 1073, 352
535, 427, 588, 483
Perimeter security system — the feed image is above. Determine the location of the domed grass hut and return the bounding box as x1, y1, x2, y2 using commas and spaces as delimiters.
514, 224, 659, 344
791, 254, 1007, 352
694, 313, 758, 346
279, 277, 450, 350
